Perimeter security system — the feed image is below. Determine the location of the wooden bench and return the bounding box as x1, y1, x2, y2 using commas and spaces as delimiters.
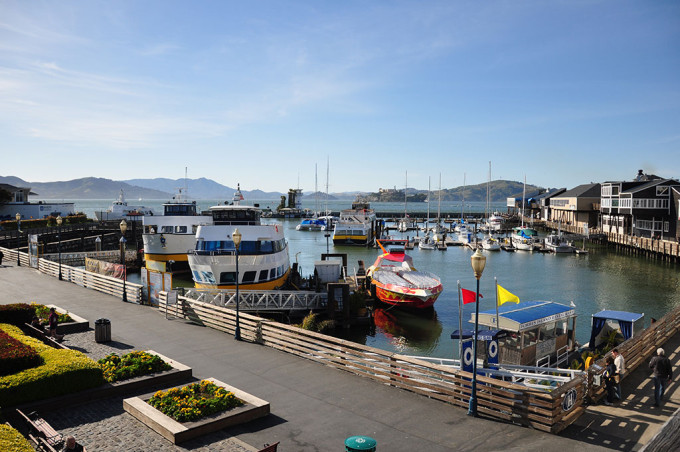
16, 409, 63, 450
23, 323, 69, 350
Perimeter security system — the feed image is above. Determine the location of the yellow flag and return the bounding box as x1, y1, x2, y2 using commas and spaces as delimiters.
497, 285, 520, 306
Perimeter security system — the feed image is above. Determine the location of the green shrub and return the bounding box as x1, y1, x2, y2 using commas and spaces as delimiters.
32, 303, 73, 324
317, 320, 336, 334
0, 303, 34, 326
0, 324, 104, 407
300, 311, 319, 331
0, 424, 34, 452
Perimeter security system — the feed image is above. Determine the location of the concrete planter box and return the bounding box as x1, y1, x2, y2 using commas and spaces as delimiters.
48, 304, 89, 333
124, 377, 270, 444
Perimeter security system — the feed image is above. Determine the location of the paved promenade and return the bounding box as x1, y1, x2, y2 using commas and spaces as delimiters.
1, 262, 677, 451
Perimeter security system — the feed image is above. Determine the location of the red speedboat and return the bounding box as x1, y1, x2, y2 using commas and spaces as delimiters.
366, 240, 443, 309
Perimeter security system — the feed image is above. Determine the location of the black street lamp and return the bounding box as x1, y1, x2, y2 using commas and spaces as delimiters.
120, 219, 128, 303
56, 215, 63, 280
233, 228, 242, 340
467, 248, 487, 417
15, 213, 21, 266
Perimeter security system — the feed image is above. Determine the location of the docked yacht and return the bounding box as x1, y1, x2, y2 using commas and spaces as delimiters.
95, 189, 157, 220
142, 188, 212, 272
332, 201, 377, 246
481, 234, 501, 251
187, 187, 290, 290
511, 227, 538, 251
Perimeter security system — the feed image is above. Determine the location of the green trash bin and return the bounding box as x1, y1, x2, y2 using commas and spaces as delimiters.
345, 436, 377, 451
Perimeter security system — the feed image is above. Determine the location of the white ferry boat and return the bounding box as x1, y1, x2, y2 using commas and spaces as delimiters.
187, 187, 290, 290
332, 201, 377, 246
142, 188, 212, 272
95, 189, 157, 221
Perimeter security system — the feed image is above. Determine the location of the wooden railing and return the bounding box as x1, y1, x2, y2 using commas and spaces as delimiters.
0, 247, 143, 304
159, 292, 587, 433
588, 302, 680, 400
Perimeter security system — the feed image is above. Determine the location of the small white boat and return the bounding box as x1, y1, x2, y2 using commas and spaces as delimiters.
419, 234, 437, 250
296, 217, 328, 231
544, 233, 575, 253
481, 235, 501, 251
95, 189, 158, 220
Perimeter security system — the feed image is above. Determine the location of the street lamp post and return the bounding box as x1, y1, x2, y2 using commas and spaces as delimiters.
15, 213, 21, 266
56, 215, 63, 280
467, 248, 487, 417
233, 228, 242, 340
120, 220, 128, 303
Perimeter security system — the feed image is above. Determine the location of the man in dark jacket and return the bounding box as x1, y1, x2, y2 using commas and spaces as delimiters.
649, 348, 673, 406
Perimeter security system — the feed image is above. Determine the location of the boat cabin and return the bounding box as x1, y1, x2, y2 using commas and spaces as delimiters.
211, 205, 261, 225
457, 301, 578, 367
163, 201, 198, 216
588, 310, 645, 350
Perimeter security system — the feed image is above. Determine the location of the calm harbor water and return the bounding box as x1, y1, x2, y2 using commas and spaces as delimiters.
55, 198, 680, 361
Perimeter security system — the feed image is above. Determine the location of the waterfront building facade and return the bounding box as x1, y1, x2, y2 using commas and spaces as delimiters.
547, 183, 600, 231
0, 183, 75, 221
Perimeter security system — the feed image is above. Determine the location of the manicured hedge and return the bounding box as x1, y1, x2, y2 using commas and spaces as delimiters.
0, 424, 34, 452
0, 324, 104, 407
0, 303, 34, 326
0, 328, 43, 376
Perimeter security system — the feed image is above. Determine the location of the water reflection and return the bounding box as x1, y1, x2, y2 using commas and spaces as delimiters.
372, 308, 443, 354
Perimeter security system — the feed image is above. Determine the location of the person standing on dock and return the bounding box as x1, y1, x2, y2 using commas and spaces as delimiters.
649, 348, 673, 407
612, 349, 625, 400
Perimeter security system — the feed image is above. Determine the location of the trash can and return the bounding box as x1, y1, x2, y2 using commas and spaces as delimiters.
94, 318, 111, 343
345, 436, 376, 452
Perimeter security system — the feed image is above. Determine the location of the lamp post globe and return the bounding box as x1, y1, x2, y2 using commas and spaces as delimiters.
119, 220, 128, 303
232, 228, 242, 340
15, 213, 21, 266
467, 248, 486, 417
56, 215, 63, 280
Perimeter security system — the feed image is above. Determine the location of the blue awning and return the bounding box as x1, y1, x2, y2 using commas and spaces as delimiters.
450, 329, 506, 340
475, 301, 576, 332
592, 310, 644, 323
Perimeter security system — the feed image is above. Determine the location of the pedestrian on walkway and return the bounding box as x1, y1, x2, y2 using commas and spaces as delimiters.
48, 307, 64, 342
603, 356, 617, 406
612, 348, 625, 400
649, 348, 673, 407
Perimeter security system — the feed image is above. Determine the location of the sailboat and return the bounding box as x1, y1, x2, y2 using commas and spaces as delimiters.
296, 164, 327, 231
512, 175, 538, 251
432, 173, 446, 245
481, 162, 500, 251
397, 171, 411, 233
419, 177, 436, 250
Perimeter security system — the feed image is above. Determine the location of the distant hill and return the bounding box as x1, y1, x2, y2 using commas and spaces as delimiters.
122, 178, 284, 200
0, 176, 171, 200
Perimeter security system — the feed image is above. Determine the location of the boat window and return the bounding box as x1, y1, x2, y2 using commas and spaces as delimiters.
524, 328, 539, 346
556, 321, 567, 336
220, 272, 236, 284
201, 272, 216, 284
192, 271, 201, 282
539, 322, 556, 341
240, 241, 257, 254
161, 226, 173, 233
145, 225, 157, 233
260, 240, 273, 253
242, 271, 257, 283
258, 270, 268, 282
500, 333, 521, 350
269, 268, 277, 279
175, 226, 187, 233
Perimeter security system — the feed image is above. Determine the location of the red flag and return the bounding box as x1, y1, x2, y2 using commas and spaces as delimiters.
461, 288, 483, 304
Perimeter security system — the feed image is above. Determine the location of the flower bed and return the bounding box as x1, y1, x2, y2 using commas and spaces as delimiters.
148, 379, 244, 422
124, 378, 270, 444
32, 303, 73, 324
0, 327, 43, 376
98, 350, 172, 383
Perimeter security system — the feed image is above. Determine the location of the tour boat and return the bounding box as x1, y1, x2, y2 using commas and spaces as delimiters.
332, 200, 377, 246
366, 239, 443, 309
142, 187, 212, 272
187, 186, 290, 290
95, 189, 157, 220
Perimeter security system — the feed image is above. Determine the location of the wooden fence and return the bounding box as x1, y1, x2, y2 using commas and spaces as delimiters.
588, 302, 680, 400
0, 246, 142, 304
159, 292, 586, 433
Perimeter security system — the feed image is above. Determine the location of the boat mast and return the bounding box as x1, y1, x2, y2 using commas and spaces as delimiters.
437, 173, 442, 223
486, 162, 491, 221
461, 173, 466, 223
521, 174, 526, 228
314, 163, 318, 216
404, 170, 408, 220
426, 177, 431, 231
325, 157, 330, 215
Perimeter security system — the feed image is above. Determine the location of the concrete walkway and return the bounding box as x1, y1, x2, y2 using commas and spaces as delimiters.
0, 262, 677, 451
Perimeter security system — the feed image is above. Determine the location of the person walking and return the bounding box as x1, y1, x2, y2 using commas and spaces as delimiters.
649, 348, 673, 407
612, 348, 625, 400
603, 356, 617, 406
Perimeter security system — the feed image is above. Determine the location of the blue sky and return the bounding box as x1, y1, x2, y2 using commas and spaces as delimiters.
1, 0, 679, 193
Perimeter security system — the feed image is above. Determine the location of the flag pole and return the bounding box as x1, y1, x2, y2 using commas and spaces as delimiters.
495, 277, 500, 329
457, 280, 463, 368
